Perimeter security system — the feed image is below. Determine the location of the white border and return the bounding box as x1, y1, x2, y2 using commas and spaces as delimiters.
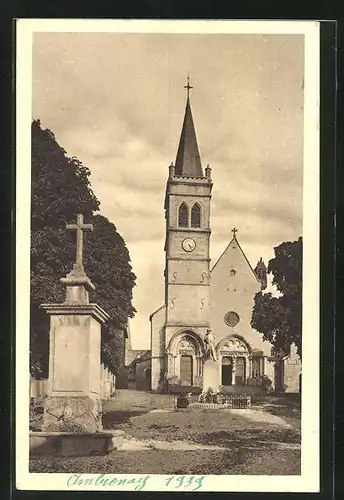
16, 19, 320, 492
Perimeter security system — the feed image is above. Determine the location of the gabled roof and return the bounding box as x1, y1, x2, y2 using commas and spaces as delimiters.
174, 97, 203, 177
149, 304, 166, 321
211, 234, 260, 283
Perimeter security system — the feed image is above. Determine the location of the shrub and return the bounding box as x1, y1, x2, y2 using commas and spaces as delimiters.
168, 385, 202, 395
247, 375, 272, 393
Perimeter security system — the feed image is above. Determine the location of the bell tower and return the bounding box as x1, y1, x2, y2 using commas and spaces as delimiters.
164, 78, 213, 351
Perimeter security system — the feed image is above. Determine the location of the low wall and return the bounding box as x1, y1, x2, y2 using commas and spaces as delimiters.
100, 364, 116, 400
30, 378, 48, 401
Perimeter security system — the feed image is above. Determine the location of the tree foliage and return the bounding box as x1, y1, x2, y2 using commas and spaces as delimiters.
30, 120, 136, 377
251, 237, 302, 357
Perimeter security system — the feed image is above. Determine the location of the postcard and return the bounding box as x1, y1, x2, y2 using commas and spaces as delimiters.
16, 19, 320, 492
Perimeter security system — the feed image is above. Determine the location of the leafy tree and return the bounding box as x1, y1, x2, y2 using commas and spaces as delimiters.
30, 120, 136, 377
251, 237, 302, 357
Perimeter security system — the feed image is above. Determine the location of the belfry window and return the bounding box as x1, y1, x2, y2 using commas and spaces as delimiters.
178, 203, 189, 227
191, 203, 201, 228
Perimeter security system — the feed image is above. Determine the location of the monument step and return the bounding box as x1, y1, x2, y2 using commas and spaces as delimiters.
29, 430, 125, 457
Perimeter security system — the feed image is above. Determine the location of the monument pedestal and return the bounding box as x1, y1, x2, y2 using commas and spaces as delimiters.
29, 215, 126, 456
40, 265, 109, 433
203, 359, 220, 393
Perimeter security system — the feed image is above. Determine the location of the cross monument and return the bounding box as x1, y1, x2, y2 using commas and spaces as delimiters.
61, 213, 95, 304
40, 212, 110, 434
66, 214, 93, 269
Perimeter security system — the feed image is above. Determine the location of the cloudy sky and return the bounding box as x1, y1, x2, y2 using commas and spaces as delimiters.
32, 31, 304, 349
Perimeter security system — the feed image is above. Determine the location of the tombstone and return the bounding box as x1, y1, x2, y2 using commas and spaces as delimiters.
41, 214, 110, 432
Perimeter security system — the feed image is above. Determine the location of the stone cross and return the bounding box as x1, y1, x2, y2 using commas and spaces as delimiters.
66, 214, 93, 267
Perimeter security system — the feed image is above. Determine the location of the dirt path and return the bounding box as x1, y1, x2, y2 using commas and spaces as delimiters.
118, 436, 300, 451
228, 408, 292, 427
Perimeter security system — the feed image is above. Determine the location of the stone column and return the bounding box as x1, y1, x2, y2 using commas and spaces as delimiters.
232, 357, 237, 385
262, 357, 267, 376
167, 352, 174, 376
41, 264, 109, 432
175, 356, 180, 380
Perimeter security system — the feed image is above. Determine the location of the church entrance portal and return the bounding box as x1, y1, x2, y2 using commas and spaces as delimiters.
219, 337, 251, 386
180, 355, 193, 386
221, 356, 233, 385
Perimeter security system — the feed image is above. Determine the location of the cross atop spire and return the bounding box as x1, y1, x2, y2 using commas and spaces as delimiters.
174, 76, 203, 178
232, 227, 238, 238
184, 74, 193, 100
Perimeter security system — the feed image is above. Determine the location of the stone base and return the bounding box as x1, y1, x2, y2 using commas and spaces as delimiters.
30, 430, 125, 457
203, 360, 219, 393
42, 395, 102, 433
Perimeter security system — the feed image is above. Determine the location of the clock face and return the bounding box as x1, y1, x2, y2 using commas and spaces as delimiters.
182, 238, 196, 252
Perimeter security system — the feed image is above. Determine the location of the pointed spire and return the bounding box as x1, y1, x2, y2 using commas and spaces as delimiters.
175, 77, 203, 178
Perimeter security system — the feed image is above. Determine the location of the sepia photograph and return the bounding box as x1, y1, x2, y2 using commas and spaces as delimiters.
16, 20, 319, 492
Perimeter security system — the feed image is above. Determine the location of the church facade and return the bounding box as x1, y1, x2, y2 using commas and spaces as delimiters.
149, 86, 300, 394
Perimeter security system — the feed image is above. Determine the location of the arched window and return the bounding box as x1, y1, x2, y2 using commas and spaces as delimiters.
178, 202, 189, 227
191, 203, 201, 228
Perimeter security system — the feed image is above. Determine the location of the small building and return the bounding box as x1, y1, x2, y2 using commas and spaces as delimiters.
127, 351, 152, 391
112, 321, 138, 389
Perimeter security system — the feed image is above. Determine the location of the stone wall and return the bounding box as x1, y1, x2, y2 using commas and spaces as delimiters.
265, 359, 276, 390
150, 305, 166, 391
284, 344, 301, 393
100, 363, 116, 399
30, 378, 48, 401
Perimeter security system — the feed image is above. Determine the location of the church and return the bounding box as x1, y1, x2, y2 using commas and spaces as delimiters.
143, 81, 301, 394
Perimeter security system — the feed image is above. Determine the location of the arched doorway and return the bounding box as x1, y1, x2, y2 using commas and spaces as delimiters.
221, 356, 233, 385
218, 335, 251, 386
167, 331, 203, 387
180, 355, 193, 386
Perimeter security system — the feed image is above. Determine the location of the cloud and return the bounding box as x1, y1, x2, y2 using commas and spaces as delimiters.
32, 31, 304, 349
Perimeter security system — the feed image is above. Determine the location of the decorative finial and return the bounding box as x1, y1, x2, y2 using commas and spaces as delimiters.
184, 74, 193, 100
232, 227, 238, 238
205, 164, 212, 181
